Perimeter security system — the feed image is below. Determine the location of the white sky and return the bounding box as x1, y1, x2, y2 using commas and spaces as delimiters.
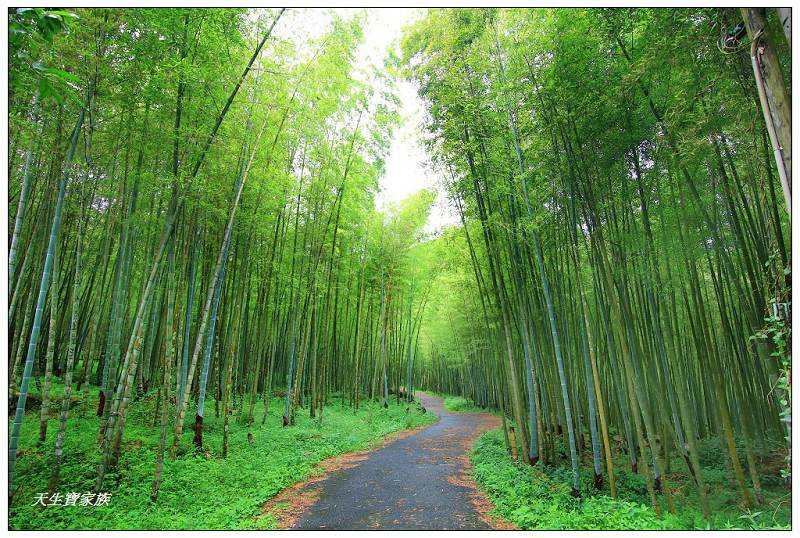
358, 9, 458, 233
274, 8, 459, 233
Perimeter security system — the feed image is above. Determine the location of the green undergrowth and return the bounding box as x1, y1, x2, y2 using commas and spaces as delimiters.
442, 395, 486, 413
429, 392, 493, 414
471, 430, 791, 530
9, 382, 435, 530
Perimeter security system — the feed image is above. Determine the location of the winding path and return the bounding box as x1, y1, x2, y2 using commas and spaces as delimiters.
285, 393, 505, 530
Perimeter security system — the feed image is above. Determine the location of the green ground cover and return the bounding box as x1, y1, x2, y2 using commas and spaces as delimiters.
471, 429, 791, 530
9, 383, 435, 530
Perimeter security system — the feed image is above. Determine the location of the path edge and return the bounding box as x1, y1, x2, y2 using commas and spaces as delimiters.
254, 407, 442, 529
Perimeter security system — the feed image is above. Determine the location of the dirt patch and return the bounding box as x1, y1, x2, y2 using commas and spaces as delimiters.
260, 484, 324, 529
442, 411, 518, 530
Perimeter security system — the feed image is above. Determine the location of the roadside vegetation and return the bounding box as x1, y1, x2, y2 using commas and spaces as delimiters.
8, 6, 791, 531
9, 383, 434, 530
471, 430, 791, 530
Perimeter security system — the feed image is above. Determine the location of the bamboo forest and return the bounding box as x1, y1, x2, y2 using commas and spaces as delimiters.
6, 6, 793, 532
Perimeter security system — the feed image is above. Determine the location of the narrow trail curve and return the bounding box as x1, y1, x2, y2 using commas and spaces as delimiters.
285, 393, 510, 530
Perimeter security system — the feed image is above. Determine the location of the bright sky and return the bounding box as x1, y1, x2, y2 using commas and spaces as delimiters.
358, 9, 458, 233
274, 8, 459, 233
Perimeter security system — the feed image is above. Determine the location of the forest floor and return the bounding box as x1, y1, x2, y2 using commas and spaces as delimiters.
8, 383, 435, 530
10, 384, 790, 530
469, 423, 791, 530
261, 392, 515, 530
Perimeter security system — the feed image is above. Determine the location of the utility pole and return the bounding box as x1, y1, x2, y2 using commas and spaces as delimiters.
741, 8, 792, 217
776, 7, 791, 47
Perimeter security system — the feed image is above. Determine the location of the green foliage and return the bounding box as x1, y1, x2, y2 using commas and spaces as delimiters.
9, 386, 435, 530
471, 430, 791, 530
440, 395, 485, 414
401, 6, 790, 524
472, 430, 675, 530
8, 7, 80, 101
8, 8, 78, 60
750, 280, 791, 481
7, 6, 792, 530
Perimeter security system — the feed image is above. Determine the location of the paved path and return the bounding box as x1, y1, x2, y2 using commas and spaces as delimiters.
291, 393, 501, 530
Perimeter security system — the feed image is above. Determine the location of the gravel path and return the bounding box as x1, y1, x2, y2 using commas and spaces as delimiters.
290, 393, 503, 530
